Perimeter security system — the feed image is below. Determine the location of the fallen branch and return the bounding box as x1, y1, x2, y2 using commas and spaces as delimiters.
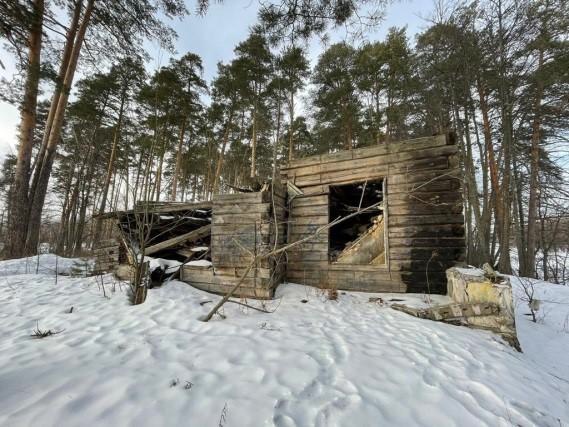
226, 299, 275, 313
30, 321, 64, 339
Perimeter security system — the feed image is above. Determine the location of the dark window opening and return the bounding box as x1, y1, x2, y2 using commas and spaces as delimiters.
329, 180, 386, 265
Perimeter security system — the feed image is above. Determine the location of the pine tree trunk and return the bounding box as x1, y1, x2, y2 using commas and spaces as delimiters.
250, 100, 258, 178
273, 93, 282, 180
93, 89, 126, 244
29, 0, 83, 195
26, 0, 95, 254
6, 0, 45, 258
524, 47, 544, 278
171, 119, 187, 200
477, 79, 504, 265
213, 109, 234, 193
288, 90, 294, 161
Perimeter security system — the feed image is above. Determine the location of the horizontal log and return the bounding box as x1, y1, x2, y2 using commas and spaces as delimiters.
290, 195, 328, 207
285, 261, 329, 271
213, 192, 263, 203
388, 224, 465, 238
283, 135, 447, 171
388, 203, 463, 215
211, 254, 270, 268
287, 252, 329, 262
212, 203, 271, 215
145, 224, 211, 255
288, 216, 329, 226
212, 212, 269, 225
287, 241, 328, 252
388, 237, 466, 248
213, 275, 272, 288
285, 143, 457, 183
213, 266, 272, 279
180, 268, 214, 283
387, 191, 462, 207
290, 204, 329, 217
389, 179, 461, 195
287, 224, 323, 236
389, 247, 465, 261
387, 214, 464, 227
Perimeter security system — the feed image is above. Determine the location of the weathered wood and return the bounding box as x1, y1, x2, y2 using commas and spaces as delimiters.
387, 214, 465, 227
284, 143, 457, 182
212, 202, 271, 215
213, 192, 264, 203
145, 224, 211, 255
335, 217, 385, 265
290, 194, 328, 207
212, 212, 270, 225
283, 135, 447, 171
391, 302, 500, 321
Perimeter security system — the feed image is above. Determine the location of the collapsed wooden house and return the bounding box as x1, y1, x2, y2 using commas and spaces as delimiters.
112, 133, 464, 298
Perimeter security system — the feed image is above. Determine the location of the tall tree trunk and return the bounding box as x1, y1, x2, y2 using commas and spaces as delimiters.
477, 79, 504, 265
26, 0, 95, 254
272, 93, 282, 180
6, 0, 45, 258
171, 118, 187, 200
213, 109, 234, 193
250, 99, 258, 179
93, 89, 126, 244
30, 0, 83, 191
288, 90, 294, 161
524, 47, 544, 278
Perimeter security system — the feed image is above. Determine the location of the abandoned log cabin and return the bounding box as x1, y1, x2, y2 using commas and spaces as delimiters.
281, 133, 464, 293
112, 133, 464, 298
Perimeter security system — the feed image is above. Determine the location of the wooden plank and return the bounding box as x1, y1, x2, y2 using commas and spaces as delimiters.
389, 179, 461, 195
288, 215, 329, 226
283, 135, 446, 171
287, 224, 323, 235
145, 224, 211, 255
290, 206, 328, 217
388, 168, 461, 186
290, 194, 328, 207
388, 203, 463, 215
389, 237, 466, 248
213, 275, 271, 288
212, 212, 269, 225
388, 224, 465, 239
287, 252, 329, 262
213, 192, 264, 203
211, 255, 270, 268
212, 203, 270, 215
389, 247, 465, 261
286, 261, 329, 271
387, 214, 464, 227
214, 267, 272, 279
181, 268, 214, 283
328, 263, 388, 272
387, 191, 462, 207
287, 241, 328, 252
284, 140, 455, 180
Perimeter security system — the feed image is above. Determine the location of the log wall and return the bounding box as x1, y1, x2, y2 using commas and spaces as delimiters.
182, 185, 287, 299
281, 134, 464, 293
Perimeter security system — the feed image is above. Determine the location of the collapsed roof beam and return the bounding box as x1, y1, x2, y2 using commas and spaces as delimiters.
145, 224, 212, 255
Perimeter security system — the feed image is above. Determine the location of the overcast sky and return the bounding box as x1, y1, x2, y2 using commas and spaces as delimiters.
0, 0, 431, 161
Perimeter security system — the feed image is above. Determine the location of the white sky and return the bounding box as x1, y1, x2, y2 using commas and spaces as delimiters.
0, 0, 430, 162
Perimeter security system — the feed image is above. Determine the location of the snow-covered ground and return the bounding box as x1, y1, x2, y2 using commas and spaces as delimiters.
1, 257, 569, 427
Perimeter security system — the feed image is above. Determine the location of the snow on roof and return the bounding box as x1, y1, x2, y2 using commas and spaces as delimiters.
185, 259, 212, 267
